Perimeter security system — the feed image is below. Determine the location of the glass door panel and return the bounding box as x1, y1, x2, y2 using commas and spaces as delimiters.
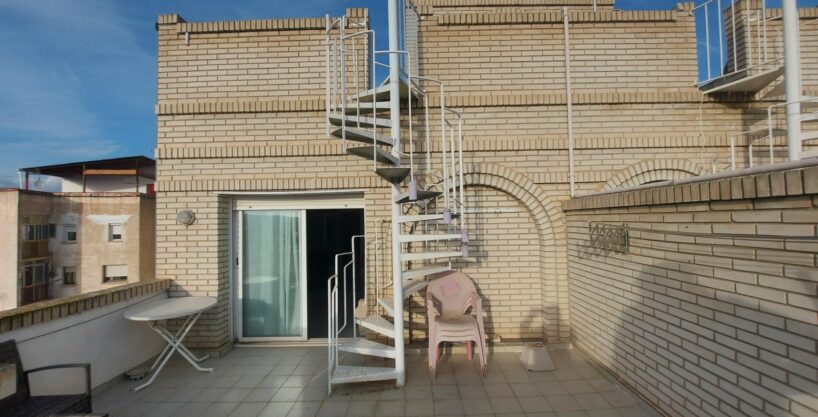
240, 210, 304, 339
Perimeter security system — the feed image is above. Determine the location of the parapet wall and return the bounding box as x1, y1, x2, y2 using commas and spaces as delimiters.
564, 162, 818, 417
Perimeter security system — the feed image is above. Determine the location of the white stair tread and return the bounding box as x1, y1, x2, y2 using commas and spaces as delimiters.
339, 339, 396, 358
403, 278, 429, 296
402, 264, 451, 280
801, 112, 818, 123
394, 190, 442, 204
331, 365, 399, 384
347, 146, 400, 166
329, 113, 391, 129
801, 131, 818, 142
398, 233, 461, 243
398, 214, 446, 223
332, 127, 395, 146
378, 297, 395, 316
701, 65, 784, 95
357, 315, 395, 338
801, 150, 818, 158
402, 251, 462, 262
336, 101, 391, 115
348, 79, 417, 103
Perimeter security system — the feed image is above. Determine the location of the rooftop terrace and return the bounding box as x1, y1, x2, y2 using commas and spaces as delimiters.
95, 346, 660, 417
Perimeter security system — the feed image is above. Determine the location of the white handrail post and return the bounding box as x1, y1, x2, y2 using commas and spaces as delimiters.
782, 0, 802, 161
563, 7, 576, 198
387, 0, 405, 388
730, 136, 736, 170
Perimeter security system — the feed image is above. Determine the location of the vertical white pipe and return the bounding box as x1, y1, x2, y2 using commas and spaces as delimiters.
563, 8, 576, 198
783, 0, 802, 161
325, 15, 331, 136
730, 136, 736, 170
387, 0, 405, 387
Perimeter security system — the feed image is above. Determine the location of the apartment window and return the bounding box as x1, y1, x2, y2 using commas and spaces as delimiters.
21, 260, 49, 304
63, 224, 77, 242
108, 224, 123, 242
24, 224, 53, 241
103, 265, 127, 283
63, 266, 76, 285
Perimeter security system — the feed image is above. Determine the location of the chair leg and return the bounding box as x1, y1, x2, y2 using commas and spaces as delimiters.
429, 341, 438, 382
466, 341, 473, 361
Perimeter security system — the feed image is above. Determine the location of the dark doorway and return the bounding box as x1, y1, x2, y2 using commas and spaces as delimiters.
306, 209, 365, 338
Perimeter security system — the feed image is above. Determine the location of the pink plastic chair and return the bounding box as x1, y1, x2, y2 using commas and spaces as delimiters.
426, 271, 488, 380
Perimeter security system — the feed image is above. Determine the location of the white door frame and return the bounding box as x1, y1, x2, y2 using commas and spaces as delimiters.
230, 193, 365, 343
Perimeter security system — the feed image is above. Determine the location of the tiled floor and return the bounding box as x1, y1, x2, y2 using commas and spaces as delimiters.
96, 345, 660, 417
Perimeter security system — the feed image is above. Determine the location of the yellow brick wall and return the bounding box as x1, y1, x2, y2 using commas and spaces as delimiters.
154, 3, 818, 350
564, 165, 818, 417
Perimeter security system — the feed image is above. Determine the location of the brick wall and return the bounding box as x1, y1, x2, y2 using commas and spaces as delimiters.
564, 163, 818, 417
155, 1, 818, 351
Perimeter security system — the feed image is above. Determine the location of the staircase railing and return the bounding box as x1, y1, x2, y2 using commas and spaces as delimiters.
693, 0, 783, 86
327, 234, 365, 393
750, 95, 818, 166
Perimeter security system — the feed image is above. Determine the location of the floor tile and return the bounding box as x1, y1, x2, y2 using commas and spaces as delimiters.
490, 397, 523, 414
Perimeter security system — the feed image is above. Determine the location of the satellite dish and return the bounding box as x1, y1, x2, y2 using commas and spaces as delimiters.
34, 177, 46, 189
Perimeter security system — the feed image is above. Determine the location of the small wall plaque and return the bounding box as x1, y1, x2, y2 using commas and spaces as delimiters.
588, 222, 629, 253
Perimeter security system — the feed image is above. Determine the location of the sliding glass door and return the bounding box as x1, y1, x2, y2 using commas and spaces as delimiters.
238, 210, 307, 340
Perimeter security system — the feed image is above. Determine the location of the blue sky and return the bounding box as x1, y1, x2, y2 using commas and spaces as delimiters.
0, 0, 815, 188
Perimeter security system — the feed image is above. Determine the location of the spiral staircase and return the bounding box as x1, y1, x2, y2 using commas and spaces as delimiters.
324, 2, 470, 394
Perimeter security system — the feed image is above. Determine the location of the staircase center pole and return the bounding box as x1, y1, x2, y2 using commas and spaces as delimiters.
387, 0, 406, 387
783, 0, 802, 161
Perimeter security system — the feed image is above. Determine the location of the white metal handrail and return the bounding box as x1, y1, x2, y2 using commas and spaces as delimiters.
327, 235, 365, 393
754, 95, 818, 167
693, 0, 783, 85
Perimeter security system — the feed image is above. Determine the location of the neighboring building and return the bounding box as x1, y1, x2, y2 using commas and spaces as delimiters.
0, 157, 156, 310
152, 0, 818, 415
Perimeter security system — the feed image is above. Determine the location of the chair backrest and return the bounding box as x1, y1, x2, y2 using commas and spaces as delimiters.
426, 271, 480, 320
0, 339, 29, 408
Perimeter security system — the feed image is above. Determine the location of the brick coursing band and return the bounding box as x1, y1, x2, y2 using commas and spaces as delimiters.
436, 9, 680, 25
0, 279, 171, 334
565, 165, 818, 210
155, 89, 770, 116
154, 135, 738, 161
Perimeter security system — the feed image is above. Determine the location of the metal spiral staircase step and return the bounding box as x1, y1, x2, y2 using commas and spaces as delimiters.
701, 65, 785, 95
331, 366, 399, 384
346, 146, 400, 166
339, 339, 396, 358
401, 251, 463, 262
336, 101, 391, 115
348, 79, 417, 103
403, 277, 429, 297
398, 233, 461, 243
801, 131, 818, 142
356, 315, 395, 338
402, 264, 451, 280
375, 167, 411, 183
397, 213, 459, 223
329, 113, 391, 129
331, 127, 395, 146
393, 190, 442, 204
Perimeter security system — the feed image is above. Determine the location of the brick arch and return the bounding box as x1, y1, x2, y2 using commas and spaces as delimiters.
427, 163, 570, 342
599, 159, 707, 192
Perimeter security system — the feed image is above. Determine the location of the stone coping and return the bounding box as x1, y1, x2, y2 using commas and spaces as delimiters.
157, 9, 368, 34
564, 159, 818, 210
0, 279, 172, 334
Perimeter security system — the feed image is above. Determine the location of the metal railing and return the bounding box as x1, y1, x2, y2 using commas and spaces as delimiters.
693, 0, 784, 85
327, 234, 365, 393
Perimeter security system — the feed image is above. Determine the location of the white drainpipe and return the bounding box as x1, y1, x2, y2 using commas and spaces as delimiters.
783, 0, 802, 161
563, 7, 576, 198
386, 0, 405, 387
